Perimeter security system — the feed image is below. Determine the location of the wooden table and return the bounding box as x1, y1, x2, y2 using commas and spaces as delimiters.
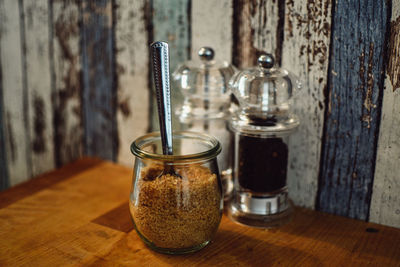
0, 158, 399, 266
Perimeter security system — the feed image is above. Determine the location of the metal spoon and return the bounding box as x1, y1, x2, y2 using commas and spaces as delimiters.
150, 41, 179, 177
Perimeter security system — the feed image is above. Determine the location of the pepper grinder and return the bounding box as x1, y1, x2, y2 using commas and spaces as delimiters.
172, 47, 236, 200
227, 53, 301, 228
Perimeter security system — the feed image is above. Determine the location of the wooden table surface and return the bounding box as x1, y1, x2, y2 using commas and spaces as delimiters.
0, 158, 399, 266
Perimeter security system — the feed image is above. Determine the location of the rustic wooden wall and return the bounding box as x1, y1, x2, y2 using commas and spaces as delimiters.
0, 0, 398, 228
318, 0, 390, 220
370, 0, 400, 228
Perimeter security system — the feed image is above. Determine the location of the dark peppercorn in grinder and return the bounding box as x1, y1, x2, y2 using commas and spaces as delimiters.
227, 53, 301, 228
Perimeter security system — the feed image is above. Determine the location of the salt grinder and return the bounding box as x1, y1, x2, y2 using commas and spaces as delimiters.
227, 53, 301, 228
172, 47, 235, 199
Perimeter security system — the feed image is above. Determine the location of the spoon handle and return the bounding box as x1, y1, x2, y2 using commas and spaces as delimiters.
151, 41, 173, 155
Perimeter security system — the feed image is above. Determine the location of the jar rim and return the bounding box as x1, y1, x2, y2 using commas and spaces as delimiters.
131, 131, 221, 162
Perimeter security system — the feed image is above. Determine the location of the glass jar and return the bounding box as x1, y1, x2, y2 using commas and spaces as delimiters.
227, 53, 301, 228
129, 131, 223, 254
173, 47, 235, 200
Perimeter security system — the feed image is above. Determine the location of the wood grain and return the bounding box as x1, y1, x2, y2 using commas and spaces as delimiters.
51, 0, 84, 167
282, 0, 332, 208
81, 0, 117, 161
317, 0, 390, 220
0, 160, 130, 266
115, 0, 149, 167
0, 159, 399, 266
0, 157, 103, 209
385, 0, 400, 91
370, 1, 400, 228
152, 0, 191, 73
87, 211, 400, 266
0, 0, 398, 230
232, 0, 284, 68
23, 0, 55, 176
151, 0, 191, 131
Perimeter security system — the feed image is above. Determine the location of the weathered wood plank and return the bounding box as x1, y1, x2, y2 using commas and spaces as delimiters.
23, 0, 55, 176
90, 210, 400, 266
0, 157, 103, 209
191, 0, 233, 62
1, 159, 400, 265
153, 0, 191, 73
151, 0, 191, 131
0, 69, 8, 190
115, 0, 149, 166
0, 0, 31, 186
50, 0, 83, 167
0, 161, 130, 266
317, 0, 390, 220
370, 1, 400, 228
232, 0, 284, 68
81, 0, 117, 161
282, 0, 332, 208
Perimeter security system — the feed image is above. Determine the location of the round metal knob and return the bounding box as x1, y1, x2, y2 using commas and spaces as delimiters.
258, 53, 274, 69
198, 47, 214, 61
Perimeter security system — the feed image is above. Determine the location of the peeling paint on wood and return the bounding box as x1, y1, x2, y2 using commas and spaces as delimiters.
81, 0, 117, 161
23, 0, 55, 176
5, 112, 16, 164
115, 0, 149, 166
282, 0, 332, 208
153, 0, 191, 71
370, 1, 400, 228
151, 0, 191, 131
0, 0, 31, 186
0, 0, 398, 230
370, 80, 400, 228
232, 0, 284, 68
32, 95, 46, 153
51, 0, 83, 167
387, 16, 400, 91
317, 0, 389, 220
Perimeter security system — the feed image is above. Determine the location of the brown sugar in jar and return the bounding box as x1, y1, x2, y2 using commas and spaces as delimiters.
130, 131, 223, 254
130, 164, 222, 250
